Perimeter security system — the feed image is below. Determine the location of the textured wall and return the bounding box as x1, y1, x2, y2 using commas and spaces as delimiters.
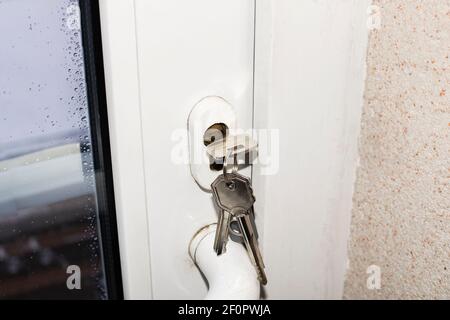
344, 0, 450, 299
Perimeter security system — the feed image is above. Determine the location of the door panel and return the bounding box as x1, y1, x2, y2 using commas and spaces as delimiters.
134, 0, 255, 299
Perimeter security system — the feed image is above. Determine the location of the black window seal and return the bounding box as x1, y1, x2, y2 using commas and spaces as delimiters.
79, 0, 124, 300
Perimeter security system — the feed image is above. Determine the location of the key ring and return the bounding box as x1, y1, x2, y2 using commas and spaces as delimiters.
229, 218, 243, 237
223, 146, 239, 181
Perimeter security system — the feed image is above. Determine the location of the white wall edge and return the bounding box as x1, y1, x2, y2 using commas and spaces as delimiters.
253, 0, 371, 299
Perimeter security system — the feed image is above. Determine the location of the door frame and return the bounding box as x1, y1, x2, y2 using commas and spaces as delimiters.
99, 0, 153, 299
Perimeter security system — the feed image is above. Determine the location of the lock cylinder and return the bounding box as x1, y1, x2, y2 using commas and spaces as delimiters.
188, 96, 236, 190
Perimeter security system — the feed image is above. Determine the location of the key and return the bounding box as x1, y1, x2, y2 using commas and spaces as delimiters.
211, 173, 255, 255
237, 213, 267, 285
211, 172, 256, 217
206, 133, 257, 165
211, 172, 267, 285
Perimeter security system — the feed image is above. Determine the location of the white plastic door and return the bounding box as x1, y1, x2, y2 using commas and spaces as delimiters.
100, 0, 255, 299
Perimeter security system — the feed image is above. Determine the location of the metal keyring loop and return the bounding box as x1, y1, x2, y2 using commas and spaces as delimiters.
229, 219, 243, 237
223, 155, 229, 181
222, 146, 238, 181
232, 146, 238, 173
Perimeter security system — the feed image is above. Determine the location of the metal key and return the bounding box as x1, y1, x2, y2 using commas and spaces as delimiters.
211, 172, 267, 285
214, 210, 232, 255
206, 133, 258, 171
211, 173, 255, 255
236, 212, 267, 285
206, 134, 258, 161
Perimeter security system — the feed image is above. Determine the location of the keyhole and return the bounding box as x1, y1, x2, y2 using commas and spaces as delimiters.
203, 123, 228, 146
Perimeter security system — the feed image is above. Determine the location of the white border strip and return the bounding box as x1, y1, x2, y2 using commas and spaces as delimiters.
99, 0, 152, 299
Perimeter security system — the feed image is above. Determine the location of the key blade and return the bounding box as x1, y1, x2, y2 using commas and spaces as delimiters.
238, 214, 267, 285
214, 210, 231, 255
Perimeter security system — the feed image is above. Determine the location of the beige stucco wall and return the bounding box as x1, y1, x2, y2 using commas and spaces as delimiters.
344, 0, 450, 299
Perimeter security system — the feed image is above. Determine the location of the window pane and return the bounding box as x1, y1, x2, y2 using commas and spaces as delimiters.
0, 0, 112, 299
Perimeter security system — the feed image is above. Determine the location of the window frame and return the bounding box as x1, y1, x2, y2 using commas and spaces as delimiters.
79, 0, 123, 300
